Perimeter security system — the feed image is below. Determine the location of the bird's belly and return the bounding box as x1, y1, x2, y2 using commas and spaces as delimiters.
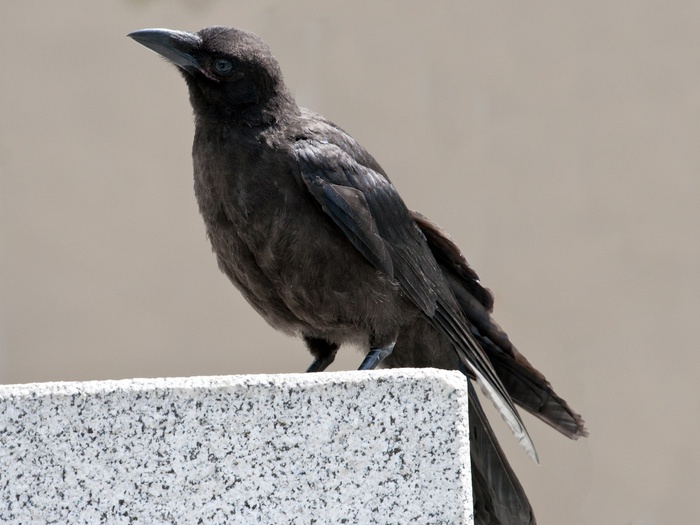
206, 208, 414, 344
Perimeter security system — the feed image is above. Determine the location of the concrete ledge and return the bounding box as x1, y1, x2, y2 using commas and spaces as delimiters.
0, 369, 472, 524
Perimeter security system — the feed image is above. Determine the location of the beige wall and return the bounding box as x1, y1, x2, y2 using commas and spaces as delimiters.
2, 2, 698, 524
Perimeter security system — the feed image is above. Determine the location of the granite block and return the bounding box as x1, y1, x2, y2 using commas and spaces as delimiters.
0, 369, 473, 524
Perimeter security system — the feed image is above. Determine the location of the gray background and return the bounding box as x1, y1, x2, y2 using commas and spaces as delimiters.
2, 2, 698, 524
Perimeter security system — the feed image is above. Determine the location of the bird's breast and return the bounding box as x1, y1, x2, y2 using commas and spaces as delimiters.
190, 125, 413, 340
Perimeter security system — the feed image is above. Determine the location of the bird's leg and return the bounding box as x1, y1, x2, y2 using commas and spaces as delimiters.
358, 341, 396, 370
304, 336, 339, 373
306, 354, 336, 373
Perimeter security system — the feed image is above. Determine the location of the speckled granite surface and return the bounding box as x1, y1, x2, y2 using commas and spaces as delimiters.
0, 369, 472, 524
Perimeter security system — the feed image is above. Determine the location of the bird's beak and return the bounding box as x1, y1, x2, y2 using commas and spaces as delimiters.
128, 28, 203, 74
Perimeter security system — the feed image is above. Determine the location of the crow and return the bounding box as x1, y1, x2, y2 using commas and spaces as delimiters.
128, 26, 587, 524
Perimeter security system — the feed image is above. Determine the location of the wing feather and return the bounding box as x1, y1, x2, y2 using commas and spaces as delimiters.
294, 134, 537, 461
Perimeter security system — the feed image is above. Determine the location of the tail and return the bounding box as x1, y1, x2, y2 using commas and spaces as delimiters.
413, 210, 588, 440
468, 380, 537, 525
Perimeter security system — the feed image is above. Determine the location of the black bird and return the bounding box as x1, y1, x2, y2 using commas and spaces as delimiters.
128, 26, 587, 524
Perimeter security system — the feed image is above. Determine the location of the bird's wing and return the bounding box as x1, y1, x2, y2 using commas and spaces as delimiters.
293, 134, 538, 462
414, 210, 588, 440
294, 138, 436, 314
411, 210, 495, 311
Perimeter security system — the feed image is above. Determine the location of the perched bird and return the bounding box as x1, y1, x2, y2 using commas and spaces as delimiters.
129, 26, 587, 524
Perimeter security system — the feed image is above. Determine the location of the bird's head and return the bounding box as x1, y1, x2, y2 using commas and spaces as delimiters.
128, 26, 295, 124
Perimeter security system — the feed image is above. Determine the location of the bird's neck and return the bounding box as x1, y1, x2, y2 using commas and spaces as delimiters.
190, 86, 299, 129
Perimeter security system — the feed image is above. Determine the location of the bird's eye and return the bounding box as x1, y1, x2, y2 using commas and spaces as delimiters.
214, 58, 233, 75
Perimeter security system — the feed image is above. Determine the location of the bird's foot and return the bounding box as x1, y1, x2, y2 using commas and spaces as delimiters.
358, 341, 396, 370
306, 354, 336, 373
303, 336, 338, 373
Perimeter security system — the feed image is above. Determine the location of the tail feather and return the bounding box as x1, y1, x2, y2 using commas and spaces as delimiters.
479, 334, 588, 439
468, 380, 536, 525
413, 210, 587, 439
412, 209, 587, 525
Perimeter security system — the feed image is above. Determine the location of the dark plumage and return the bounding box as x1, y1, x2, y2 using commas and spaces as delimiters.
129, 26, 587, 524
